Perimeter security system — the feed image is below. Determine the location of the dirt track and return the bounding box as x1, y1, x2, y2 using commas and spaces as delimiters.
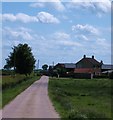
2, 76, 60, 118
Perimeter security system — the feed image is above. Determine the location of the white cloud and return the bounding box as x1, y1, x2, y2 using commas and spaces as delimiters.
30, 2, 45, 8
2, 12, 60, 24
95, 2, 111, 13
2, 13, 38, 23
3, 27, 33, 41
2, 14, 16, 22
96, 38, 110, 49
75, 34, 89, 41
54, 32, 70, 40
66, 0, 111, 17
30, 1, 65, 12
49, 1, 65, 12
72, 24, 100, 35
16, 13, 39, 23
3, 28, 80, 52
80, 35, 89, 41
53, 32, 82, 47
61, 40, 82, 47
90, 38, 111, 56
37, 12, 60, 24
18, 27, 33, 32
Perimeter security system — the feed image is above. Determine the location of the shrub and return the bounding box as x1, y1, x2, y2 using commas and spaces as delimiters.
94, 74, 108, 78
109, 72, 113, 79
2, 70, 13, 76
67, 108, 107, 119
67, 110, 87, 119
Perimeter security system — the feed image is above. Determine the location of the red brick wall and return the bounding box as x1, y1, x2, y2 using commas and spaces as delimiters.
74, 68, 101, 75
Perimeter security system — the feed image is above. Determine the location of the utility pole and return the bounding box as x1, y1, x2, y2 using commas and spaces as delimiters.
52, 61, 54, 68
14, 47, 16, 77
37, 59, 39, 70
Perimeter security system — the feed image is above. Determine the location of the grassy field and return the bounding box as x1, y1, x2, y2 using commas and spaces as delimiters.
1, 74, 40, 108
2, 74, 28, 89
48, 77, 112, 119
1, 74, 36, 90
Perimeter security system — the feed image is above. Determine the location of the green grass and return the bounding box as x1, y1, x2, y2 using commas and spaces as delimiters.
2, 74, 28, 89
1, 74, 40, 108
48, 77, 112, 119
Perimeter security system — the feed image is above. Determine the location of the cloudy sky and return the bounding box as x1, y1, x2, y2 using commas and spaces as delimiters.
1, 1, 111, 69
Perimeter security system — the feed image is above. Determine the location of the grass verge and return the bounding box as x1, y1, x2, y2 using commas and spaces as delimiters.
48, 77, 112, 119
2, 75, 40, 108
2, 74, 29, 89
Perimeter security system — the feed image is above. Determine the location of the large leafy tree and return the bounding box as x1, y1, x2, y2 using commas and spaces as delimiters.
42, 64, 48, 71
4, 43, 36, 75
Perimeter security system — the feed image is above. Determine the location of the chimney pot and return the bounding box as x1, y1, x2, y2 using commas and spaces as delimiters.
92, 55, 94, 59
100, 60, 103, 64
84, 55, 86, 58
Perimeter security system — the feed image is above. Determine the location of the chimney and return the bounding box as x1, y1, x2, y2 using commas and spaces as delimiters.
92, 55, 94, 59
83, 55, 86, 58
100, 60, 103, 65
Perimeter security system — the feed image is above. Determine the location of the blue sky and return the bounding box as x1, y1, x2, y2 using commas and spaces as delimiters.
1, 1, 111, 69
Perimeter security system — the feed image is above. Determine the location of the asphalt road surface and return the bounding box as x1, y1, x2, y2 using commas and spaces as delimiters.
2, 76, 60, 118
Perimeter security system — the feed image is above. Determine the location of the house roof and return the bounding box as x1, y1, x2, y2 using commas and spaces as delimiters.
76, 57, 101, 66
56, 63, 76, 68
102, 64, 113, 70
64, 63, 76, 68
102, 70, 113, 73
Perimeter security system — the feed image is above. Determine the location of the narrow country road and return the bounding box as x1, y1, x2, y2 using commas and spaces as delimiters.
2, 76, 60, 118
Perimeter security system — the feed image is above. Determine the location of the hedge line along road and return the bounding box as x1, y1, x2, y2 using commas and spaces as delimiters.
2, 76, 60, 118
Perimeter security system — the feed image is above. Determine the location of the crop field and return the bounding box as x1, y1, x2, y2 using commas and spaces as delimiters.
49, 78, 112, 119
2, 74, 28, 89
1, 74, 40, 108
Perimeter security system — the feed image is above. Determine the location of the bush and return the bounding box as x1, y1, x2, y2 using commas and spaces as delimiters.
67, 109, 87, 119
109, 72, 113, 79
94, 74, 108, 78
2, 70, 14, 76
67, 108, 107, 119
2, 75, 32, 90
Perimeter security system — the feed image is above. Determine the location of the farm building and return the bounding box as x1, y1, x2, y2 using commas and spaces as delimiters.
74, 55, 102, 75
101, 64, 113, 73
54, 63, 76, 73
54, 55, 113, 77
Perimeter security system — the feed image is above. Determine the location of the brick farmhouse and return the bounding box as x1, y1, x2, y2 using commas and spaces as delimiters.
54, 55, 113, 76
